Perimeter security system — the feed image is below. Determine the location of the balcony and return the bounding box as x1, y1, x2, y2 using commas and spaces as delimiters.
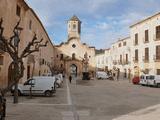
112, 60, 117, 65
118, 60, 122, 65
117, 60, 130, 65
142, 56, 149, 63
133, 57, 138, 63
153, 34, 160, 41
153, 55, 160, 62
143, 37, 149, 44
122, 60, 130, 65
134, 42, 138, 46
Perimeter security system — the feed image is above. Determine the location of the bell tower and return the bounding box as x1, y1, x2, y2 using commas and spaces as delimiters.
67, 15, 81, 39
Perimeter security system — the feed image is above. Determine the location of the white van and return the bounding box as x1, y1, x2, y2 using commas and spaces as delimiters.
147, 75, 160, 87
96, 71, 109, 79
12, 76, 57, 97
139, 74, 150, 86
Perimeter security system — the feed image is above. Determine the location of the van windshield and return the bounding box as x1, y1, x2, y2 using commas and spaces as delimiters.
150, 76, 155, 80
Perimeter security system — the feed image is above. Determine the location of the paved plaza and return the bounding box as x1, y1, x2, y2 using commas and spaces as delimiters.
5, 78, 160, 120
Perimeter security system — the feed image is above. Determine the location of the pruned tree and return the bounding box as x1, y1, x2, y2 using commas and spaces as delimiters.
0, 18, 48, 103
48, 63, 64, 76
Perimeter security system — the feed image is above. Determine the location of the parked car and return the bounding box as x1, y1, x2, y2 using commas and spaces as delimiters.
96, 71, 109, 79
132, 76, 140, 84
147, 75, 160, 87
139, 74, 150, 86
55, 74, 63, 88
11, 76, 57, 97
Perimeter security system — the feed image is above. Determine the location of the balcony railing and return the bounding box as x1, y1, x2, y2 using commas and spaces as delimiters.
117, 60, 130, 65
143, 37, 149, 43
153, 55, 160, 62
113, 60, 117, 65
153, 34, 160, 41
142, 56, 149, 63
133, 57, 138, 63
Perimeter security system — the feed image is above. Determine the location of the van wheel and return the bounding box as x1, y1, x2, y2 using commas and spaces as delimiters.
45, 91, 52, 97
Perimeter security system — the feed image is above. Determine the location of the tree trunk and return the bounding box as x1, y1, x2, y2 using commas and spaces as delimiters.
13, 83, 18, 104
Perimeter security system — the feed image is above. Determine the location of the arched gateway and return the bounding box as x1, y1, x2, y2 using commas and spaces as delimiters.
70, 64, 77, 77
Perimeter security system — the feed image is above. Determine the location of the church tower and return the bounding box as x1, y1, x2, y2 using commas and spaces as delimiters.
67, 15, 81, 39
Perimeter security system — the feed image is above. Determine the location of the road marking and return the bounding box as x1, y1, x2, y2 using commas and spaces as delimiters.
66, 78, 72, 105
62, 110, 90, 120
13, 103, 69, 106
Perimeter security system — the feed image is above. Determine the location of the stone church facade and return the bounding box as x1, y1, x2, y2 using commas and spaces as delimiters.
55, 16, 96, 77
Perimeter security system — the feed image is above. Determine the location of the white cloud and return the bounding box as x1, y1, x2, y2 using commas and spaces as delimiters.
25, 0, 160, 49
95, 22, 110, 30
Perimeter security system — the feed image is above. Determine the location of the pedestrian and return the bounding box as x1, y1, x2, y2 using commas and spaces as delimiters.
117, 68, 120, 81
69, 75, 72, 83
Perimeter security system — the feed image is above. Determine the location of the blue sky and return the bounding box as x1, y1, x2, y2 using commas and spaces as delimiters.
25, 0, 160, 49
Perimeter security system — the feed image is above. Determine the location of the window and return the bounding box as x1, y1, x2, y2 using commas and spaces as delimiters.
0, 56, 4, 65
72, 44, 76, 48
145, 47, 149, 61
29, 20, 32, 30
72, 53, 75, 60
73, 24, 76, 30
135, 49, 138, 61
16, 5, 21, 16
106, 57, 108, 63
123, 42, 127, 46
157, 69, 160, 75
145, 69, 149, 74
41, 59, 45, 65
61, 64, 63, 68
120, 55, 122, 63
156, 25, 160, 39
156, 45, 160, 60
150, 75, 155, 79
145, 30, 149, 42
126, 54, 128, 63
135, 33, 138, 45
60, 54, 63, 60
118, 43, 121, 47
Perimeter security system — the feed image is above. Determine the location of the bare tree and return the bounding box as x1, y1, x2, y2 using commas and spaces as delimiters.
0, 18, 48, 103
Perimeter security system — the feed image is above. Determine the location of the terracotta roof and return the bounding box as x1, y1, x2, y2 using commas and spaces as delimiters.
69, 15, 81, 22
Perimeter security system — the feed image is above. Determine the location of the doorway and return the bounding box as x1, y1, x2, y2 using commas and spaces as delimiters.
70, 64, 77, 77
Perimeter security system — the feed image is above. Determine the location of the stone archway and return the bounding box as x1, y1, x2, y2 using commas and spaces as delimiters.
70, 64, 77, 77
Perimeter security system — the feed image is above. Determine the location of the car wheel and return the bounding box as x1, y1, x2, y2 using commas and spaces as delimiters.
45, 91, 52, 97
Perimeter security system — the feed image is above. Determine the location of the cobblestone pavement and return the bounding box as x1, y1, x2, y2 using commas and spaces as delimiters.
5, 78, 160, 120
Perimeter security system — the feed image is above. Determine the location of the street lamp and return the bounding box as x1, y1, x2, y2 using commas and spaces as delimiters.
13, 26, 23, 48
